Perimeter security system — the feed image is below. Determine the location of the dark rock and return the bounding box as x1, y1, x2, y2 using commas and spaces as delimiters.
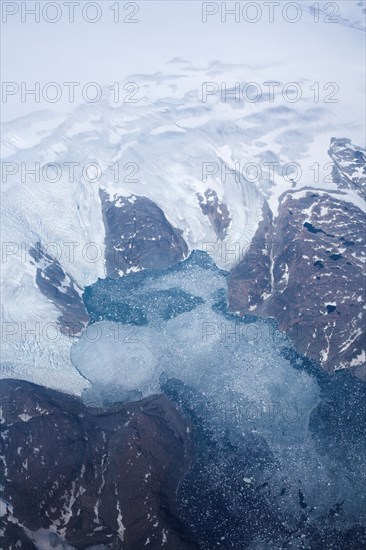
29, 242, 89, 336
100, 190, 188, 277
196, 189, 231, 240
0, 379, 199, 549
328, 138, 366, 199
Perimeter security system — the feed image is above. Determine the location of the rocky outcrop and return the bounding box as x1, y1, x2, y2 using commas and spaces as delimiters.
228, 191, 366, 378
329, 138, 366, 199
100, 190, 188, 277
29, 242, 89, 336
197, 189, 231, 240
0, 379, 198, 549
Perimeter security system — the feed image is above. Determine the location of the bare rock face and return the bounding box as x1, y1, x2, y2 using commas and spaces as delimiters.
197, 189, 231, 240
228, 191, 366, 378
29, 242, 89, 336
0, 379, 198, 549
329, 138, 366, 199
100, 190, 188, 278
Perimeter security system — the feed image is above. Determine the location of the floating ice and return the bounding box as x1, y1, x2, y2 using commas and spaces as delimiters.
71, 251, 366, 543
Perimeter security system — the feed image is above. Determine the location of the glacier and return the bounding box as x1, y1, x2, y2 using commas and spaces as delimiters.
1, 51, 365, 392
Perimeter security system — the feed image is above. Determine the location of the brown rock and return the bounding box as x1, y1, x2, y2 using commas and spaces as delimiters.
228, 191, 366, 378
0, 379, 198, 549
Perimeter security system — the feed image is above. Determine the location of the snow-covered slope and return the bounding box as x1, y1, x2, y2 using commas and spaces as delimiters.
308, 0, 366, 32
